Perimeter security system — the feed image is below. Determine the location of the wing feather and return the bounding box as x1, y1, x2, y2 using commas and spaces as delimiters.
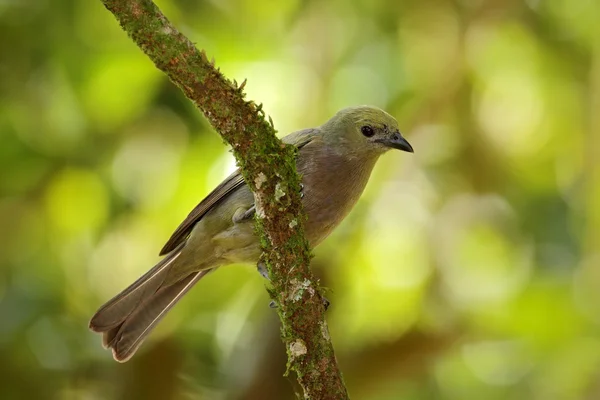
159, 172, 245, 255
159, 128, 320, 256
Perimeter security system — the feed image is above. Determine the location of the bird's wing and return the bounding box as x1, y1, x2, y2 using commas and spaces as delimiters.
281, 127, 320, 148
159, 171, 245, 255
159, 128, 320, 256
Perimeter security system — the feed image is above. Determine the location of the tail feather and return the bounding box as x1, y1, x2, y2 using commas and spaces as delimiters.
89, 245, 184, 332
105, 269, 211, 362
101, 324, 119, 349
89, 243, 212, 362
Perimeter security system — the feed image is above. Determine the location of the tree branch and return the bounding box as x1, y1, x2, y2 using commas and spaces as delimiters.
99, 0, 349, 398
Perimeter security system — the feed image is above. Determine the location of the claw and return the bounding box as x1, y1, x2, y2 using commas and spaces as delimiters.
257, 262, 269, 280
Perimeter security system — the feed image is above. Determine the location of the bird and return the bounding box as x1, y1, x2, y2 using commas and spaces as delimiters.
89, 105, 414, 362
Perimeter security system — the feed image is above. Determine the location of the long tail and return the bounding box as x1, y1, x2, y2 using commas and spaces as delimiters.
89, 245, 212, 362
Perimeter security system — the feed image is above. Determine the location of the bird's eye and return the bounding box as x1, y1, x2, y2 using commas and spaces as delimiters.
361, 126, 375, 137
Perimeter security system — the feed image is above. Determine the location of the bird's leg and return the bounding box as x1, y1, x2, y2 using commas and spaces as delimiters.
232, 205, 256, 223
256, 262, 279, 309
259, 183, 327, 310
249, 182, 303, 297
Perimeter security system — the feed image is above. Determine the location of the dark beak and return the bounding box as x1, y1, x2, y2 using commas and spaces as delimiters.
378, 133, 414, 153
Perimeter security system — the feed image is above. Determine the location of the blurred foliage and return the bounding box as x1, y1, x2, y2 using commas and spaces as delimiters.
0, 0, 599, 399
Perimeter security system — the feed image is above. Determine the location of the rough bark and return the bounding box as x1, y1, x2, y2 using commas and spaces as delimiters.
99, 0, 349, 398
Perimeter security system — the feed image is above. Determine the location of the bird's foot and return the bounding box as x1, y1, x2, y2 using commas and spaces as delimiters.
257, 261, 269, 280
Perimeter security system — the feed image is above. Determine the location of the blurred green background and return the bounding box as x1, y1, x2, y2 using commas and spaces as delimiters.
1, 0, 599, 399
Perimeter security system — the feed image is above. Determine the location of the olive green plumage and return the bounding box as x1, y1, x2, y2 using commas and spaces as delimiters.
89, 105, 413, 362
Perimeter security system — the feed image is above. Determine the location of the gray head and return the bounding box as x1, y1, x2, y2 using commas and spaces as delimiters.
321, 105, 413, 156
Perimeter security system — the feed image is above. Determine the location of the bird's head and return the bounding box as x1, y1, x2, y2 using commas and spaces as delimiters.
322, 105, 413, 156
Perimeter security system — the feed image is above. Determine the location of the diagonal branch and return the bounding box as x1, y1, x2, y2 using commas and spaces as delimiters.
100, 0, 349, 398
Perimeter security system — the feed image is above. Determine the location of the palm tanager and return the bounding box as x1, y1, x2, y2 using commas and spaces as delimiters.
89, 105, 414, 362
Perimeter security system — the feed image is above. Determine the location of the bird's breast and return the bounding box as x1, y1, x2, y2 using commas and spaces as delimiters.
298, 150, 377, 247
